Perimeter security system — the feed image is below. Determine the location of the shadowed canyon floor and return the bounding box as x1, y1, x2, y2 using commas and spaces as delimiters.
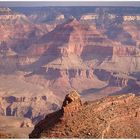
0, 116, 33, 138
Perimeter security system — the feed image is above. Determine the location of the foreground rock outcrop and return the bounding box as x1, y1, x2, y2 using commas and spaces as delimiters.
29, 90, 82, 138
29, 92, 140, 138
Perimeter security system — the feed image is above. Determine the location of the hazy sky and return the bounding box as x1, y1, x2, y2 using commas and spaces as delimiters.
0, 1, 140, 7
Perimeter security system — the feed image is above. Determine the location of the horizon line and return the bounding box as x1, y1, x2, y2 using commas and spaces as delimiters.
1, 1, 140, 7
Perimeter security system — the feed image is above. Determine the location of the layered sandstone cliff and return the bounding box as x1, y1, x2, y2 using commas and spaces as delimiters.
1, 9, 140, 139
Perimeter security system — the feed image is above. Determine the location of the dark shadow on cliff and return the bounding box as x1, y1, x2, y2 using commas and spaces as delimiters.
29, 108, 63, 138
105, 26, 136, 46
109, 85, 140, 96
80, 85, 108, 96
18, 20, 74, 73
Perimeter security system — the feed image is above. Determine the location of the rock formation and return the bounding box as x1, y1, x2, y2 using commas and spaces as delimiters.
29, 90, 82, 138
0, 94, 60, 124
29, 92, 140, 138
62, 90, 82, 117
1, 7, 140, 138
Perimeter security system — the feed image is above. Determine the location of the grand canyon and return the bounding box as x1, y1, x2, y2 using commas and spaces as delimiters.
0, 4, 140, 138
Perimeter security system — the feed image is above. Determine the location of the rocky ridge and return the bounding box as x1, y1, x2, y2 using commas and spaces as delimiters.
30, 91, 140, 138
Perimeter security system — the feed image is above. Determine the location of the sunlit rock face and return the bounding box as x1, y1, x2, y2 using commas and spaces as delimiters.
1, 8, 140, 99
30, 93, 140, 139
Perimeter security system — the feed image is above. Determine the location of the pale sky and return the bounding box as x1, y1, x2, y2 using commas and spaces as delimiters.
0, 1, 140, 7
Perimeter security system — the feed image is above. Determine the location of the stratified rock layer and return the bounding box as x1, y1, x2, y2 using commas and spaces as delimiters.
30, 92, 140, 138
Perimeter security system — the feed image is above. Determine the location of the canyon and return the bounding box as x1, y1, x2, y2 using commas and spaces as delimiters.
0, 6, 140, 138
